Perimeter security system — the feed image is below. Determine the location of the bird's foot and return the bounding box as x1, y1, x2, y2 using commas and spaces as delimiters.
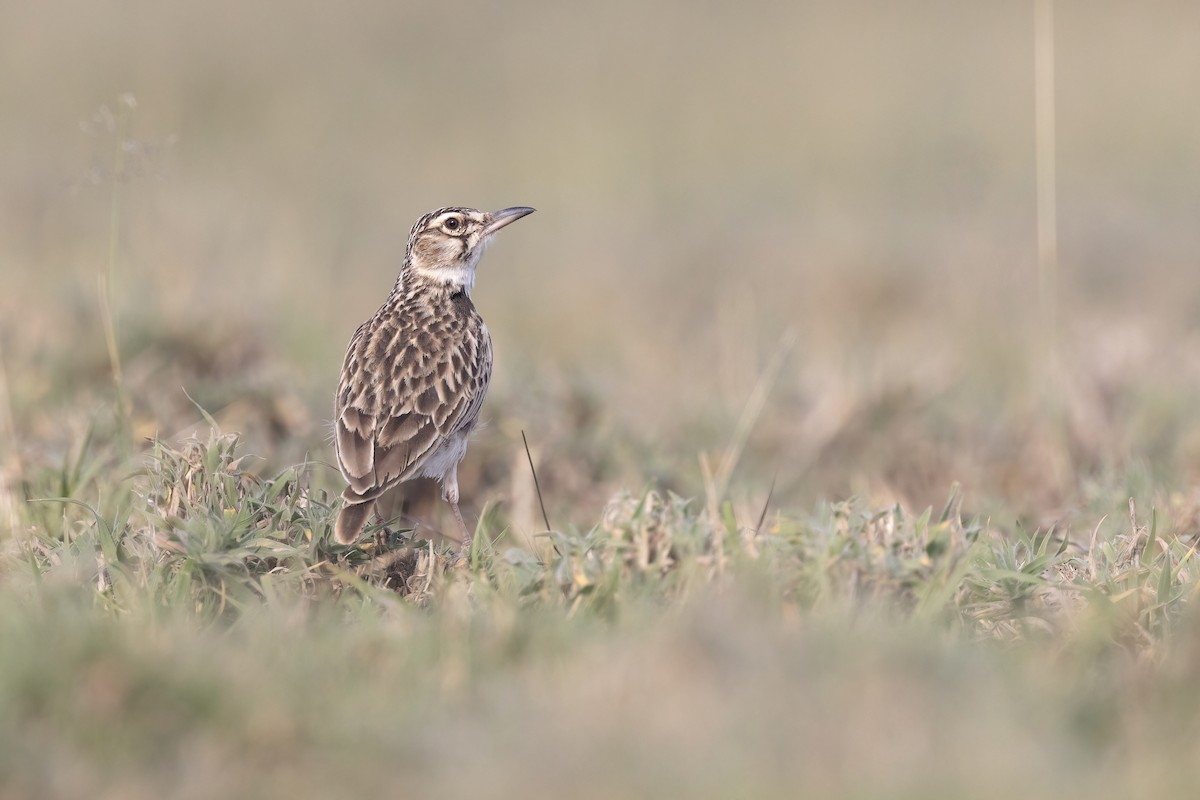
455, 533, 473, 565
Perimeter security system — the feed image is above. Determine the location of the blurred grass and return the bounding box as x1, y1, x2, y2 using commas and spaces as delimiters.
4, 430, 1200, 798
3, 0, 1200, 797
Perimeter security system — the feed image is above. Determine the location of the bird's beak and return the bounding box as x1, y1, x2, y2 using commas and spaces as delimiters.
484, 206, 536, 236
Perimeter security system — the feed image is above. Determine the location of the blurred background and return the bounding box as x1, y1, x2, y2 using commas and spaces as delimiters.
3, 0, 1200, 534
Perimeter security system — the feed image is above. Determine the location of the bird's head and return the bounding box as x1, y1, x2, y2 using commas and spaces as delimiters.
403, 206, 535, 293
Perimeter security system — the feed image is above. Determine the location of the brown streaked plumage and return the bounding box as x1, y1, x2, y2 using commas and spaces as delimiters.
333, 205, 535, 547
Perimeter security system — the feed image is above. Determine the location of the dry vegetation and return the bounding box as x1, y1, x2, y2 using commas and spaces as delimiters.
3, 1, 1200, 797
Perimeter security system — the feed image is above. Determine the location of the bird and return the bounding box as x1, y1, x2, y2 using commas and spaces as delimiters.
332, 205, 535, 548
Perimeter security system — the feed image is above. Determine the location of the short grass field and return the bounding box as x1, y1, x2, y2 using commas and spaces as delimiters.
4, 2, 1200, 797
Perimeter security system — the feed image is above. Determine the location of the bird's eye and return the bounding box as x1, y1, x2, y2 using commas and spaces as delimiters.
444, 216, 461, 231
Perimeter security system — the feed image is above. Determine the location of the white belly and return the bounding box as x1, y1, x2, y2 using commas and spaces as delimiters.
417, 433, 469, 483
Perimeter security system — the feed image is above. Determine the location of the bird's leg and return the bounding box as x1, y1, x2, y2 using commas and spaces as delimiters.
369, 502, 388, 552
443, 465, 472, 555
451, 501, 470, 551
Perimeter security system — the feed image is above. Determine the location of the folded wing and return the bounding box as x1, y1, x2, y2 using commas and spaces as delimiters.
333, 300, 491, 503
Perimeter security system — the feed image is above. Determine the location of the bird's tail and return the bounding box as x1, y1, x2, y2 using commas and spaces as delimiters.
334, 500, 373, 545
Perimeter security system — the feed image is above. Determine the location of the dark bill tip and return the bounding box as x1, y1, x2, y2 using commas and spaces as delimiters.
484, 206, 536, 235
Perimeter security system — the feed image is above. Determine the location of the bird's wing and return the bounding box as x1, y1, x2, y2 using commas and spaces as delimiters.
333, 297, 491, 502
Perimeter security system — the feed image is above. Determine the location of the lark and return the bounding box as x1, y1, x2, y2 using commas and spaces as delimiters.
332, 205, 535, 547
